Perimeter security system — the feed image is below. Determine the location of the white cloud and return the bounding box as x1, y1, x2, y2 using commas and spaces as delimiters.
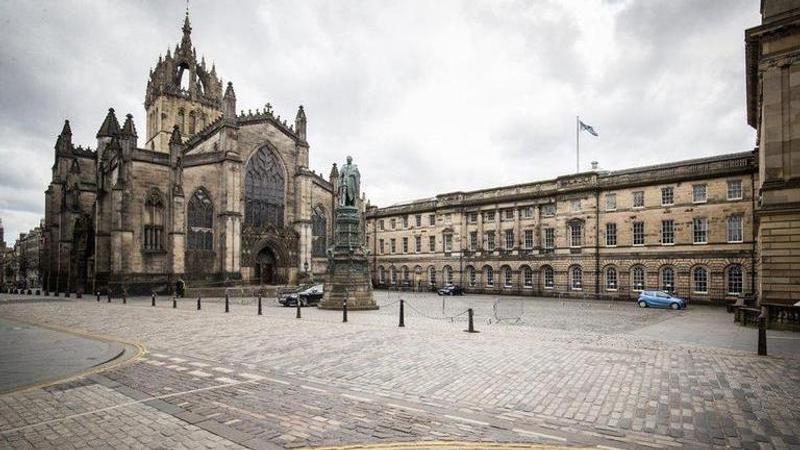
0, 0, 759, 242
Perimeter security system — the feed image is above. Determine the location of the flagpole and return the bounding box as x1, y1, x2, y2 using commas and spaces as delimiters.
576, 115, 580, 173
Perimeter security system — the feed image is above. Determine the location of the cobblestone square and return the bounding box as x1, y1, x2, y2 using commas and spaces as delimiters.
0, 292, 798, 449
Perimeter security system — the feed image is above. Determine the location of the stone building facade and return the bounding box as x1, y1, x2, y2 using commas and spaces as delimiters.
746, 1, 800, 307
366, 153, 757, 304
41, 14, 335, 295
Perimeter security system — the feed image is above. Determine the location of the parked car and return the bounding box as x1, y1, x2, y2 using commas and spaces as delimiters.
637, 290, 686, 310
277, 284, 311, 306
437, 284, 464, 296
298, 284, 324, 306
278, 284, 323, 307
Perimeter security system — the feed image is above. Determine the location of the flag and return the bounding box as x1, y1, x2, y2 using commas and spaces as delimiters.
579, 120, 598, 136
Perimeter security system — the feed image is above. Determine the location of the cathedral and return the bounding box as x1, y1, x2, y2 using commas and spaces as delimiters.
42, 13, 337, 295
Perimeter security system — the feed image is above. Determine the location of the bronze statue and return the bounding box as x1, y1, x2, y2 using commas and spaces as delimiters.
338, 155, 360, 207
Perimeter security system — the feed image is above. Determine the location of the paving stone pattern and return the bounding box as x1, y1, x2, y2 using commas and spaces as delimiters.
0, 292, 798, 449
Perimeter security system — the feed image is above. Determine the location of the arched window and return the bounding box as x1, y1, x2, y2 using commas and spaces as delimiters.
661, 267, 675, 292
727, 265, 743, 295
429, 267, 437, 286
543, 266, 554, 289
485, 266, 494, 287
606, 267, 618, 290
522, 266, 533, 288
378, 266, 385, 284
187, 188, 213, 251
143, 189, 165, 251
390, 267, 397, 285
693, 267, 708, 294
402, 266, 409, 282
631, 266, 645, 291
570, 266, 583, 290
503, 267, 513, 287
245, 147, 285, 228
467, 266, 476, 286
443, 266, 453, 285
188, 110, 197, 135
176, 108, 185, 134
312, 206, 327, 257
178, 64, 190, 91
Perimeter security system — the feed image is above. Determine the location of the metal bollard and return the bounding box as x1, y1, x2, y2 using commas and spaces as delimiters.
296, 299, 301, 319
225, 293, 230, 313
173, 296, 177, 309
123, 292, 127, 304
257, 294, 262, 315
197, 297, 201, 310
399, 299, 405, 327
343, 299, 348, 323
107, 292, 111, 303
108, 292, 112, 303
97, 291, 100, 302
65, 291, 70, 298
465, 308, 478, 333
758, 313, 767, 356
151, 293, 156, 307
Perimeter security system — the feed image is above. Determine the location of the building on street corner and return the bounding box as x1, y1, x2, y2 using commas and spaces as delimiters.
366, 153, 757, 304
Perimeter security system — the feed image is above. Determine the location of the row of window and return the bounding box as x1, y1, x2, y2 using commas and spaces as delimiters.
604, 180, 743, 211
374, 180, 746, 231
375, 215, 744, 255
604, 216, 743, 246
378, 264, 746, 296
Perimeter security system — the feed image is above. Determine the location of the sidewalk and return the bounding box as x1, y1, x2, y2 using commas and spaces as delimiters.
0, 317, 129, 393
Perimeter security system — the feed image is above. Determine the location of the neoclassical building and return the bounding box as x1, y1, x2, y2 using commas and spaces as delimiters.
42, 14, 336, 295
366, 153, 757, 304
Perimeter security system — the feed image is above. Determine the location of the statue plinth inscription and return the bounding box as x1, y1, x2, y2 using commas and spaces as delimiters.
319, 156, 377, 311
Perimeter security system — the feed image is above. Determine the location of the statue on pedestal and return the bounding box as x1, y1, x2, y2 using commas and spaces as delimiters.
319, 155, 377, 311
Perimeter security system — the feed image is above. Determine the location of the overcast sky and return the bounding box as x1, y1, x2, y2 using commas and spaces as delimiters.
0, 0, 759, 243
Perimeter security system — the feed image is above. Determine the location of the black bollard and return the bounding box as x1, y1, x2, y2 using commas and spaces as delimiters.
399, 299, 405, 328
65, 291, 70, 298
151, 293, 156, 307
122, 292, 127, 304
44, 290, 49, 297
107, 292, 111, 303
257, 294, 262, 315
197, 297, 201, 310
225, 293, 230, 313
465, 308, 478, 333
97, 292, 100, 302
758, 313, 767, 356
173, 296, 177, 309
343, 299, 348, 323
296, 299, 302, 319
108, 292, 112, 303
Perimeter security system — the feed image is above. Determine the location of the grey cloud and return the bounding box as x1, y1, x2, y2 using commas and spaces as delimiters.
0, 0, 759, 241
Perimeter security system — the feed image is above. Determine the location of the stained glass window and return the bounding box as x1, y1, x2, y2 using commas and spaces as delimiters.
245, 147, 285, 228
312, 206, 327, 257
188, 188, 213, 251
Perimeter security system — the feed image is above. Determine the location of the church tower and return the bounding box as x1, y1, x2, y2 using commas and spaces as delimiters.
144, 12, 224, 152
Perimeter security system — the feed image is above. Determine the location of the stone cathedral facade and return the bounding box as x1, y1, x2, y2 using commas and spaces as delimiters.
42, 14, 336, 295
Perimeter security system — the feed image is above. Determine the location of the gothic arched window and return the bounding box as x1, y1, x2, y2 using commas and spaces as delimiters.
245, 147, 285, 228
188, 188, 213, 251
144, 189, 165, 251
312, 205, 327, 257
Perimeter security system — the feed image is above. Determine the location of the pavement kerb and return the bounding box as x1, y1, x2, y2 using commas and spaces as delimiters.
304, 442, 591, 450
0, 316, 147, 394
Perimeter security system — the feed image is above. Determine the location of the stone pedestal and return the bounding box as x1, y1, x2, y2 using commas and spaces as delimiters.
319, 206, 377, 310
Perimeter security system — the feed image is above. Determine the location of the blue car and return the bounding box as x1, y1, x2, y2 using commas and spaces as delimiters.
637, 290, 686, 310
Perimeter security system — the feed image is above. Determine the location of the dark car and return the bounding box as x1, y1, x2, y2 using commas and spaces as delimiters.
278, 284, 323, 307
298, 284, 324, 306
437, 284, 464, 296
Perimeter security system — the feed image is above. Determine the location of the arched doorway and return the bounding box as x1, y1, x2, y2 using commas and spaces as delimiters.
255, 247, 277, 285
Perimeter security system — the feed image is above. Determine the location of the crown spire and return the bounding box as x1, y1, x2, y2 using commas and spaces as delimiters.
181, 8, 192, 49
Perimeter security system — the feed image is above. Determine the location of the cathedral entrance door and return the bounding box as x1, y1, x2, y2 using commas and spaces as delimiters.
255, 247, 277, 285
